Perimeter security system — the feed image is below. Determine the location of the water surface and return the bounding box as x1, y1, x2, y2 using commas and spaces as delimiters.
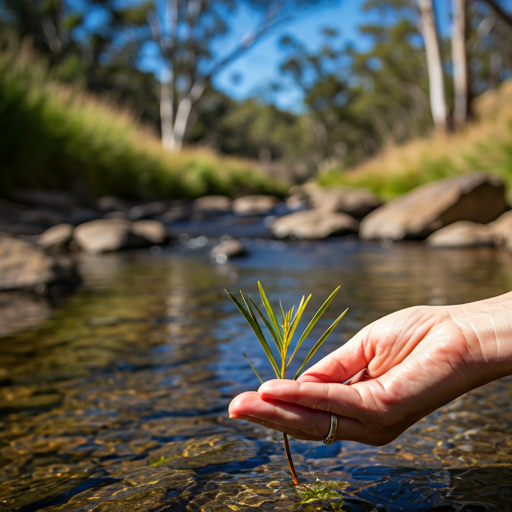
1, 240, 512, 511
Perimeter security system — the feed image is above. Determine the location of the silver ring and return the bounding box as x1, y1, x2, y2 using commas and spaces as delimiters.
323, 414, 338, 444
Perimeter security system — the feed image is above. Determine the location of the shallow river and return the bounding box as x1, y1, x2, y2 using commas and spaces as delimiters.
1, 240, 512, 511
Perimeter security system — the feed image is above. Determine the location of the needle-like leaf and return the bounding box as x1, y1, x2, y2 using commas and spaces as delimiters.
291, 286, 341, 364
258, 282, 282, 339
241, 291, 281, 378
286, 295, 311, 365
293, 308, 349, 380
243, 353, 264, 384
226, 290, 280, 378
249, 298, 282, 352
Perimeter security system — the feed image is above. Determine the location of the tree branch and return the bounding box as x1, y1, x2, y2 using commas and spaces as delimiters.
480, 0, 512, 28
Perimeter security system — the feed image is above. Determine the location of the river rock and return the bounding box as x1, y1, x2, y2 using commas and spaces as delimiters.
97, 196, 130, 213
490, 211, 512, 248
360, 173, 509, 241
128, 202, 169, 221
307, 184, 381, 217
131, 220, 168, 245
192, 196, 232, 217
38, 224, 74, 251
271, 209, 359, 239
426, 221, 495, 247
155, 201, 192, 223
232, 195, 279, 216
0, 233, 78, 291
210, 239, 246, 263
74, 219, 149, 253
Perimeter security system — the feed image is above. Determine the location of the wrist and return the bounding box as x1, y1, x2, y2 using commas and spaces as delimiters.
449, 291, 512, 382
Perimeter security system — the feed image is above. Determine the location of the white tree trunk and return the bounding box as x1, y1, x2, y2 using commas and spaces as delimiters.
418, 0, 449, 131
172, 97, 192, 150
452, 0, 469, 127
160, 79, 176, 151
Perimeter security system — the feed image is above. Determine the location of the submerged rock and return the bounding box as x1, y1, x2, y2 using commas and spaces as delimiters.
232, 195, 279, 216
0, 233, 79, 291
210, 239, 246, 262
360, 173, 509, 241
271, 209, 359, 239
132, 220, 169, 245
426, 221, 495, 247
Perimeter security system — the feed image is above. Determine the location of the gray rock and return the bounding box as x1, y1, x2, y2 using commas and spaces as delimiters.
360, 173, 509, 241
192, 196, 232, 218
305, 183, 381, 217
132, 220, 168, 245
97, 196, 131, 213
426, 221, 495, 247
271, 209, 359, 240
489, 210, 512, 248
10, 189, 78, 211
210, 239, 246, 263
74, 219, 148, 253
0, 233, 79, 291
37, 224, 74, 251
155, 201, 192, 223
232, 195, 279, 216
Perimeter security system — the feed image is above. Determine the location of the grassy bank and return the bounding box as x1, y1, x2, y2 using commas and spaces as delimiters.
0, 42, 285, 200
318, 81, 512, 201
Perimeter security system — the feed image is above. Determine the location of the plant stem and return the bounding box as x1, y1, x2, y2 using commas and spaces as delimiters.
283, 432, 301, 486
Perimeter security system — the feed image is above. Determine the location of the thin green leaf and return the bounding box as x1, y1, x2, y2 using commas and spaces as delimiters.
293, 286, 341, 363
293, 308, 348, 380
241, 291, 281, 378
249, 298, 282, 352
226, 290, 280, 378
286, 294, 312, 368
243, 353, 264, 384
258, 282, 282, 340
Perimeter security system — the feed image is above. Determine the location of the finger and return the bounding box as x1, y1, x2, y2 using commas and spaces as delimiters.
298, 330, 369, 384
258, 379, 368, 419
229, 391, 369, 443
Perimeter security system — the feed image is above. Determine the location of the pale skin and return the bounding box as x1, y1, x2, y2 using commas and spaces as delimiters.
229, 292, 512, 446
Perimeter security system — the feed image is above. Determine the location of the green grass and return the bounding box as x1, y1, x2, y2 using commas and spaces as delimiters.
317, 82, 512, 202
0, 41, 285, 200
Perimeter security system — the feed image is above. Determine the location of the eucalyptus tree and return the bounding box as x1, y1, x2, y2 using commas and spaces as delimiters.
147, 0, 335, 151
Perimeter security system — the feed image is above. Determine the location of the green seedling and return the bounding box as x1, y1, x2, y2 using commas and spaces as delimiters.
226, 282, 348, 486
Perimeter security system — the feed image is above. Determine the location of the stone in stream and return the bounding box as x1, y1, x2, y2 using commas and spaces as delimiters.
37, 223, 74, 251
426, 221, 495, 247
232, 195, 280, 216
192, 195, 232, 218
360, 173, 509, 241
490, 210, 512, 249
131, 220, 169, 245
0, 233, 79, 291
271, 209, 359, 240
96, 195, 131, 214
74, 219, 150, 253
210, 239, 246, 263
128, 201, 169, 221
293, 183, 382, 218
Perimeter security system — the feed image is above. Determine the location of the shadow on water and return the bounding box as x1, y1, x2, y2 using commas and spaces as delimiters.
0, 241, 511, 511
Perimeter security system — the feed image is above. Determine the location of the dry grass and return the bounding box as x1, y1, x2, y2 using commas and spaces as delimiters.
318, 81, 512, 201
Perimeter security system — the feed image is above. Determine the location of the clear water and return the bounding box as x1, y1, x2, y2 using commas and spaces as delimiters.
1, 240, 512, 511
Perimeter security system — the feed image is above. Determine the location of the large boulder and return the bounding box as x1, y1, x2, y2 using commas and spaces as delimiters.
426, 221, 495, 247
360, 173, 509, 241
232, 195, 280, 216
271, 209, 359, 240
0, 233, 79, 291
74, 219, 149, 253
490, 210, 512, 248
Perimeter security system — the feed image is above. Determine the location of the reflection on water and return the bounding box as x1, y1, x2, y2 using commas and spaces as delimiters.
0, 240, 511, 511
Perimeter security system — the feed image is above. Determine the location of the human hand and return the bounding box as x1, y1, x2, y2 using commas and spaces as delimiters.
229, 292, 512, 446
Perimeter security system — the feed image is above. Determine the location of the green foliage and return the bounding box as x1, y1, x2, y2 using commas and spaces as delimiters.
0, 43, 285, 200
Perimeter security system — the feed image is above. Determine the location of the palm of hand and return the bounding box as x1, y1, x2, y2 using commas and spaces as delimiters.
229, 305, 479, 446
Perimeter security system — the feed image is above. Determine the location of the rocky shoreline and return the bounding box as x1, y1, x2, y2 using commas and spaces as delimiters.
0, 173, 511, 301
